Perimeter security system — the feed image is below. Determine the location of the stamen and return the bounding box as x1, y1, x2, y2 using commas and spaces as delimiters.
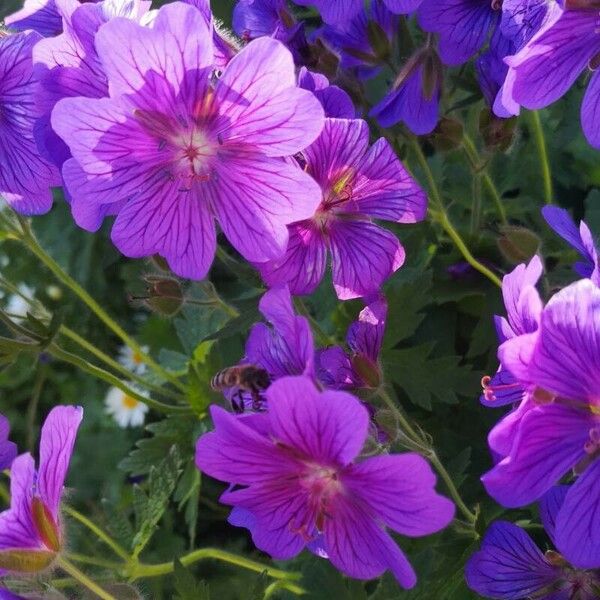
480, 375, 521, 402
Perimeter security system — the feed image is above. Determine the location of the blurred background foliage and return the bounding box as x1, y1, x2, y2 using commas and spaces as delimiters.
1, 0, 598, 598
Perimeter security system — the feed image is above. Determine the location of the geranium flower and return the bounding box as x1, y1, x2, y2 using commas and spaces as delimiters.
506, 3, 600, 147
0, 31, 60, 215
482, 279, 600, 569
542, 205, 600, 285
195, 376, 454, 587
52, 2, 324, 279
318, 295, 386, 390
0, 406, 82, 574
0, 416, 17, 472
257, 118, 427, 299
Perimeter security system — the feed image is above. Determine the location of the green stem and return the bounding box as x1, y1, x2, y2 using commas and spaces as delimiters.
67, 552, 124, 570
462, 134, 507, 224
59, 326, 184, 402
64, 506, 131, 562
130, 548, 304, 594
26, 363, 47, 451
378, 389, 477, 525
47, 343, 191, 414
527, 110, 553, 205
56, 557, 118, 600
16, 217, 186, 392
409, 138, 502, 288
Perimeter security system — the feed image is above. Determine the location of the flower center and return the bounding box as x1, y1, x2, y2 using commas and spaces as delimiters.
299, 463, 343, 531
122, 395, 139, 410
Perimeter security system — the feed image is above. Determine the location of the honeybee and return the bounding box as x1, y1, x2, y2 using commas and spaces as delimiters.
211, 365, 271, 413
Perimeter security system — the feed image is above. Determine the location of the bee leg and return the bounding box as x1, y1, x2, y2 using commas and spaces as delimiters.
250, 387, 263, 411
231, 391, 245, 414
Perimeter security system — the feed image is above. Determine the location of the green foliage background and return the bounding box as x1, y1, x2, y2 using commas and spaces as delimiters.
0, 1, 598, 598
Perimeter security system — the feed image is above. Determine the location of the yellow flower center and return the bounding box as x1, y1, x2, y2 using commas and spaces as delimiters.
122, 395, 139, 410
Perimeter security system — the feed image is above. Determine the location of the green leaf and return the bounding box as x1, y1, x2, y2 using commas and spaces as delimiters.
383, 273, 432, 349
173, 559, 210, 600
386, 343, 480, 410
173, 462, 201, 547
132, 446, 183, 557
119, 415, 197, 476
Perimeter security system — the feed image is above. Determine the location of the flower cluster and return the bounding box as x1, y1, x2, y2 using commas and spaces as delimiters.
4, 0, 600, 595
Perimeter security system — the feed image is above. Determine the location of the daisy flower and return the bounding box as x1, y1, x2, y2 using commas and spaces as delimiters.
104, 386, 149, 428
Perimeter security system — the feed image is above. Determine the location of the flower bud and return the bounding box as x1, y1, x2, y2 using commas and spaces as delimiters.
32, 497, 60, 553
497, 226, 541, 264
142, 275, 184, 317
430, 117, 464, 152
479, 109, 517, 152
351, 354, 382, 389
366, 20, 391, 62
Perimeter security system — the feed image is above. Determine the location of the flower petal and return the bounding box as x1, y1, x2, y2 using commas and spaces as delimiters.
349, 138, 427, 223
539, 485, 568, 548
344, 454, 455, 536
38, 406, 83, 518
329, 220, 405, 300
582, 69, 600, 149
347, 296, 387, 361
303, 118, 370, 189
216, 37, 324, 156
266, 376, 369, 466
257, 220, 328, 296
0, 454, 38, 551
95, 2, 213, 99
508, 9, 599, 109
110, 181, 216, 280
465, 521, 560, 599
0, 416, 17, 472
482, 404, 591, 507
207, 153, 321, 263
195, 406, 294, 485
555, 459, 600, 569
323, 495, 417, 588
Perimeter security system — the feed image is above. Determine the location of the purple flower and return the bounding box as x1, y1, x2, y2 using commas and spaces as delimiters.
0, 31, 60, 215
224, 285, 315, 411
490, 0, 559, 117
542, 205, 600, 285
383, 0, 424, 13
482, 279, 600, 569
417, 0, 499, 66
298, 67, 355, 118
232, 0, 310, 64
317, 0, 399, 80
32, 0, 152, 172
4, 0, 82, 37
195, 375, 455, 587
293, 0, 364, 25
318, 295, 386, 390
0, 406, 82, 574
481, 256, 543, 408
506, 4, 600, 147
465, 517, 600, 599
257, 118, 427, 300
0, 416, 16, 472
370, 49, 443, 134
52, 3, 324, 280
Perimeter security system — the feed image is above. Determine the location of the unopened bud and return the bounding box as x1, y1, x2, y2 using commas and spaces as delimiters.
366, 20, 391, 61
479, 109, 517, 152
430, 117, 464, 151
142, 275, 184, 317
421, 49, 443, 101
497, 226, 541, 264
351, 354, 382, 389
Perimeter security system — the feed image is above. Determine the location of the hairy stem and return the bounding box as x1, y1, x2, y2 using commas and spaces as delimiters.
462, 134, 507, 224
64, 506, 131, 562
48, 344, 191, 414
378, 388, 477, 525
527, 110, 553, 205
409, 138, 502, 288
16, 216, 186, 392
129, 548, 304, 594
56, 557, 118, 600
